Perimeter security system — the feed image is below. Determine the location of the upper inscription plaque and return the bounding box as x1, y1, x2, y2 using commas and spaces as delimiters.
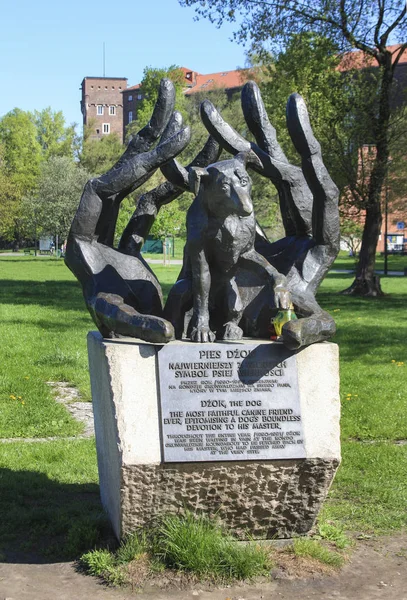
158, 342, 306, 462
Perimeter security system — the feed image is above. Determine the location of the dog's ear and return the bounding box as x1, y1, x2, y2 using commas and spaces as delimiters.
188, 166, 210, 196
235, 150, 263, 171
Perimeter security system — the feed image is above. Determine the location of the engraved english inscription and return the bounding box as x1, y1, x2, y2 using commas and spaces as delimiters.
158, 342, 306, 462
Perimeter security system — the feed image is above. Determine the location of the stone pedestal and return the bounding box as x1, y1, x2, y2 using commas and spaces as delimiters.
87, 332, 340, 540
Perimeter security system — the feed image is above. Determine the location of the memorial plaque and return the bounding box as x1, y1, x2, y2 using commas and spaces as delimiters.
158, 342, 306, 462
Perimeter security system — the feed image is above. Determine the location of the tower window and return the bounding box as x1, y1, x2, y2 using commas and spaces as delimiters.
109, 106, 116, 115
128, 95, 133, 101
97, 105, 104, 115
128, 111, 133, 123
103, 123, 110, 134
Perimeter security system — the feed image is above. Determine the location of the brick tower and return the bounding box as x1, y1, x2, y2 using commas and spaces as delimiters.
80, 77, 128, 142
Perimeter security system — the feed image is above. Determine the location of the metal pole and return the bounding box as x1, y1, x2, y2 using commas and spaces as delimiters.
384, 176, 388, 276
34, 210, 37, 257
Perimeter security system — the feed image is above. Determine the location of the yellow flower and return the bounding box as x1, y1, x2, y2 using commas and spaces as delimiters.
391, 360, 396, 363
9, 395, 16, 400
21, 401, 25, 405
24, 376, 30, 380
18, 396, 22, 400
333, 309, 341, 312
397, 362, 404, 366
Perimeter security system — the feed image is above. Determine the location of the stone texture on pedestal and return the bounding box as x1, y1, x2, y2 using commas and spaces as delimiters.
120, 460, 338, 539
87, 332, 341, 540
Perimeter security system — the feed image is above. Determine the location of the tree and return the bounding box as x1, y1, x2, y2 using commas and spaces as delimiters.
149, 199, 186, 239
340, 218, 363, 256
126, 65, 189, 139
0, 146, 23, 243
0, 108, 42, 193
0, 110, 43, 247
23, 157, 90, 245
126, 66, 188, 140
33, 108, 78, 160
180, 0, 407, 296
79, 120, 124, 175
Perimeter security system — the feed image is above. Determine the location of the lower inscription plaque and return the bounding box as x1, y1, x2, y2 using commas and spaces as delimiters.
158, 342, 306, 462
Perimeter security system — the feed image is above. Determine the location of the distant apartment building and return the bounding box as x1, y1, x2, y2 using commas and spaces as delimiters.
80, 77, 128, 141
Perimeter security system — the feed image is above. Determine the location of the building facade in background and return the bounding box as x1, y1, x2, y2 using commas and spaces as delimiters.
80, 77, 128, 140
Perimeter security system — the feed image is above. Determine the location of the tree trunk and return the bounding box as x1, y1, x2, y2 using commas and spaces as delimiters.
341, 200, 384, 296
341, 50, 393, 297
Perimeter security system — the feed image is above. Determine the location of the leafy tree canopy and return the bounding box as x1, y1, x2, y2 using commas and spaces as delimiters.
0, 108, 42, 193
180, 0, 407, 56
23, 156, 90, 242
79, 122, 124, 175
126, 66, 187, 139
33, 107, 79, 160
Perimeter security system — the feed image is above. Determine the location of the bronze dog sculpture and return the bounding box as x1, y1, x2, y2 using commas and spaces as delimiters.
164, 152, 288, 342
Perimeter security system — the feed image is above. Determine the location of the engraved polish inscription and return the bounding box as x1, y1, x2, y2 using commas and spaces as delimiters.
158, 343, 306, 462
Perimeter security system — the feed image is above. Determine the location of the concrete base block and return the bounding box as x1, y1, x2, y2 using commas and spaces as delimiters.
87, 332, 341, 540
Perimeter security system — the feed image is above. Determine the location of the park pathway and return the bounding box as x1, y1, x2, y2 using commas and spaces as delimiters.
0, 533, 406, 599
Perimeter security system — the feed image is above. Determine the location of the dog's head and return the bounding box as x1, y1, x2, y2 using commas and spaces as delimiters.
189, 153, 254, 218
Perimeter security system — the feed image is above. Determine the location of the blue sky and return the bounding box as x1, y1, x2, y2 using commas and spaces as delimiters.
0, 0, 246, 129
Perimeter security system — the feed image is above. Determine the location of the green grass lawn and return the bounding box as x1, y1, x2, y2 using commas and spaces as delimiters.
0, 256, 406, 559
0, 258, 92, 438
333, 250, 406, 272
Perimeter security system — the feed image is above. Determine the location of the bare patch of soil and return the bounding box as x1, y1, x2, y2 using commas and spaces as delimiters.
1, 533, 406, 600
269, 546, 338, 579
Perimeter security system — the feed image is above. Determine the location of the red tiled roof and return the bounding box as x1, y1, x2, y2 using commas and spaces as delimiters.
337, 44, 407, 71
123, 83, 141, 92
123, 67, 201, 93
184, 69, 246, 94
122, 68, 245, 95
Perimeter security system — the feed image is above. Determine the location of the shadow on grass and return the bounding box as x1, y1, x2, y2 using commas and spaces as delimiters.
1, 278, 176, 313
0, 468, 114, 564
3, 318, 92, 332
0, 280, 85, 312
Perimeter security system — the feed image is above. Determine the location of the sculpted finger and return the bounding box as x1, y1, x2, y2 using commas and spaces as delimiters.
142, 126, 191, 173
190, 135, 221, 168
286, 94, 339, 248
242, 81, 288, 163
95, 126, 191, 197
161, 134, 221, 191
201, 99, 250, 155
160, 110, 184, 141
118, 179, 184, 255
200, 100, 264, 172
128, 78, 176, 153
90, 293, 174, 343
